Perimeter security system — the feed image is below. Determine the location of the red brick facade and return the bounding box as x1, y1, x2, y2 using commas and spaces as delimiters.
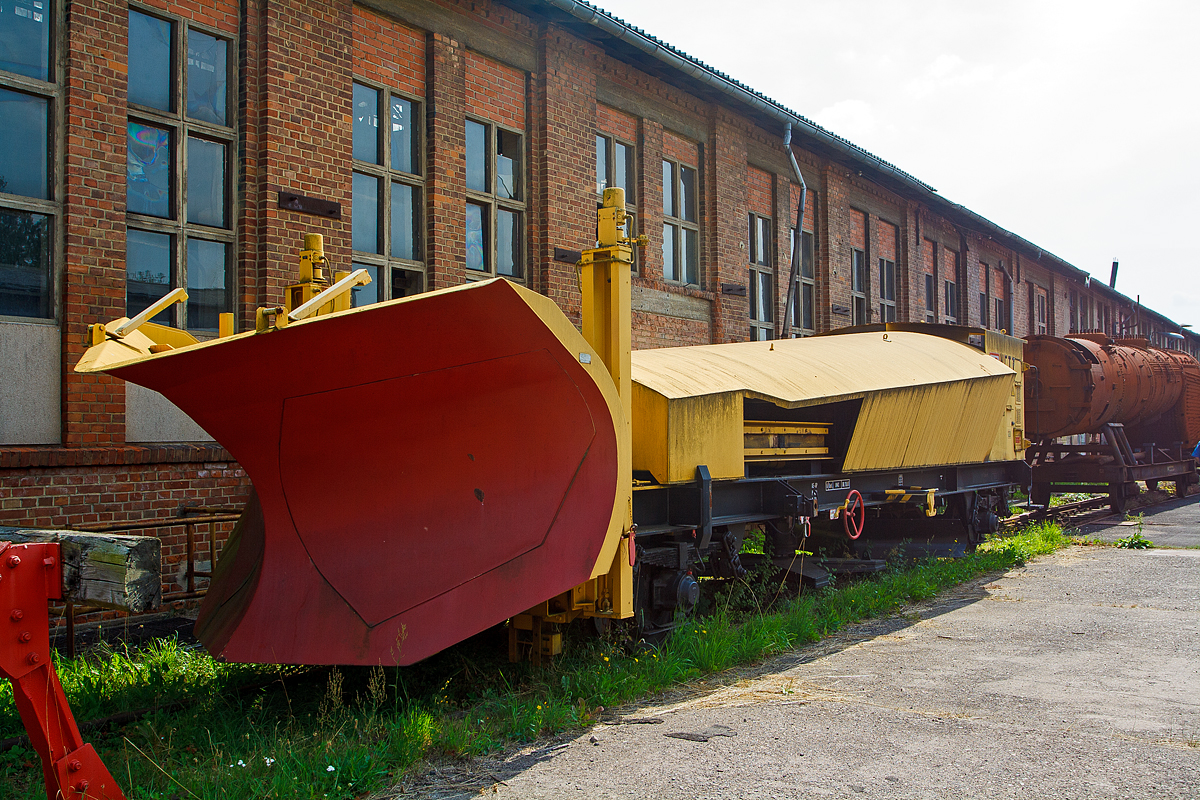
1, 0, 1192, 601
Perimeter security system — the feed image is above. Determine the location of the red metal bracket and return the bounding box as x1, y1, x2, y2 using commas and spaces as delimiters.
0, 541, 127, 800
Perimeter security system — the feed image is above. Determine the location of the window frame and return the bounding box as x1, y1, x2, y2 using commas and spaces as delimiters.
851, 248, 868, 326
124, 4, 235, 333
595, 132, 637, 272
0, 0, 63, 324
661, 155, 699, 287
464, 116, 526, 281
878, 257, 896, 323
748, 212, 772, 340
979, 264, 990, 329
350, 78, 426, 304
789, 227, 817, 335
943, 278, 958, 324
924, 273, 935, 323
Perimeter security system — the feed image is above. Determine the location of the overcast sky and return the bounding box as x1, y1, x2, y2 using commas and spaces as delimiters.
588, 0, 1198, 326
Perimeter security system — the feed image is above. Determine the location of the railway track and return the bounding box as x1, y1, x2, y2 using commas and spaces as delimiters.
1003, 486, 1189, 532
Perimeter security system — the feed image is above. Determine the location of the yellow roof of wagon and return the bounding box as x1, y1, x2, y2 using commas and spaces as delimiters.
630, 330, 1014, 406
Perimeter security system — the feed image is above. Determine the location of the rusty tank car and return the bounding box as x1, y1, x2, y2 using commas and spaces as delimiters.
1024, 334, 1200, 510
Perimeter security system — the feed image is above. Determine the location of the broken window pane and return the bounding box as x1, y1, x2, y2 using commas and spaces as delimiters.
465, 201, 486, 271
391, 267, 422, 299
186, 29, 226, 125
352, 82, 379, 164
390, 96, 415, 174
496, 129, 520, 200
127, 122, 172, 218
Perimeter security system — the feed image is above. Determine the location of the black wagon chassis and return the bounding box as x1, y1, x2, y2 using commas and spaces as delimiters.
632, 460, 1033, 545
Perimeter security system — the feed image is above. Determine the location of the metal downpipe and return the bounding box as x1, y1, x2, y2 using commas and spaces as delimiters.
780, 123, 807, 338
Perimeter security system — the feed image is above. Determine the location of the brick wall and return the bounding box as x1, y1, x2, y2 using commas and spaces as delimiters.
746, 166, 772, 217
258, 0, 354, 305
354, 7, 425, 95
705, 112, 746, 343
465, 50, 524, 128
425, 32, 466, 289
61, 0, 130, 447
637, 119, 664, 282
631, 311, 710, 349
531, 27, 594, 321
597, 104, 636, 141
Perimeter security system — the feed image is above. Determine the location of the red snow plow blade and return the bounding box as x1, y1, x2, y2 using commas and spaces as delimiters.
76, 279, 625, 665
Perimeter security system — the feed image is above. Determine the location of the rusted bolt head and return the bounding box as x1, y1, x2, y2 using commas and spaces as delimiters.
26, 652, 39, 665
68, 759, 82, 772
19, 631, 32, 643
10, 609, 22, 621
6, 555, 19, 568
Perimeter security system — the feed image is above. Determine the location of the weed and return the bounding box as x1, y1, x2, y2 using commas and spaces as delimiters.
1115, 513, 1154, 549
1115, 531, 1154, 549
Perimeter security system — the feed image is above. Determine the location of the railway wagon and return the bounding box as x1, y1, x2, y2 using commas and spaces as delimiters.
1024, 334, 1200, 510
71, 190, 1031, 666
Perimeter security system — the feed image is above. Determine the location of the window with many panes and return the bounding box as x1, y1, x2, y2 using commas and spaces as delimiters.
924, 273, 935, 323
0, 0, 57, 320
878, 258, 896, 322
979, 264, 990, 328
125, 7, 233, 332
1035, 287, 1048, 335
851, 248, 867, 326
596, 133, 637, 269
790, 228, 816, 335
995, 297, 1006, 332
943, 279, 958, 323
465, 118, 524, 279
748, 213, 772, 340
662, 158, 698, 286
351, 80, 423, 306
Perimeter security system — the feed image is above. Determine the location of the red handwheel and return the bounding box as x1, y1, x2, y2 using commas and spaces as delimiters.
843, 489, 865, 539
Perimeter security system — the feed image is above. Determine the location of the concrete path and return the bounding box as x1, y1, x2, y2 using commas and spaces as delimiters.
397, 507, 1200, 800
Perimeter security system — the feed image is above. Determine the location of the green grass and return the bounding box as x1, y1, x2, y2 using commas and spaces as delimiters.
0, 522, 1067, 800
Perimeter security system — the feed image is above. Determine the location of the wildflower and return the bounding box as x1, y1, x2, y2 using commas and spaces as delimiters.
237, 760, 245, 767
634, 658, 638, 663
327, 765, 336, 772
264, 757, 275, 767
603, 656, 609, 662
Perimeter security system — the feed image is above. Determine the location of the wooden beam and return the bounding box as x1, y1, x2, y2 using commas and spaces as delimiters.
0, 528, 161, 613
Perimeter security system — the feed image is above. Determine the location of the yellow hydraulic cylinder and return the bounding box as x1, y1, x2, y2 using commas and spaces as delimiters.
576, 188, 642, 618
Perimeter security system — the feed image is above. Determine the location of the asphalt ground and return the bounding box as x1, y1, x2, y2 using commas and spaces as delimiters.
393, 500, 1200, 800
